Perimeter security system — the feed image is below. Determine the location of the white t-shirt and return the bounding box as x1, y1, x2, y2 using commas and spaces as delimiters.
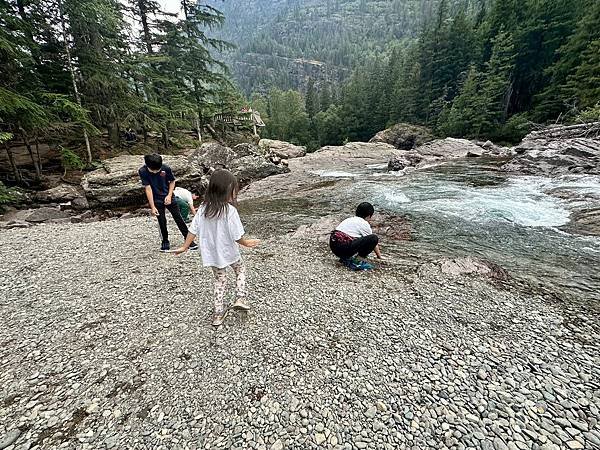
189, 204, 245, 268
336, 216, 372, 238
174, 187, 193, 206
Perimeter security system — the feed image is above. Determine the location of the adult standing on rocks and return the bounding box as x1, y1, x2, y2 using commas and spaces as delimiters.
138, 154, 198, 252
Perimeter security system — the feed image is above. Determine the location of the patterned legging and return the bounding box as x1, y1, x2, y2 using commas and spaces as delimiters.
211, 260, 246, 314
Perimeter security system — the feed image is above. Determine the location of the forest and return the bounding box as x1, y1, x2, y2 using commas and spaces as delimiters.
254, 0, 600, 149
0, 0, 241, 186
1, 0, 599, 190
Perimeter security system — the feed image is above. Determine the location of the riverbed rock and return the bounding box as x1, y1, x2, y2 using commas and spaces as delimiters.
387, 151, 425, 171
502, 122, 600, 176
439, 257, 509, 281
24, 206, 72, 223
191, 143, 289, 186
369, 123, 435, 150
82, 155, 203, 207
387, 138, 488, 171
259, 139, 307, 159
416, 138, 487, 159
34, 184, 83, 203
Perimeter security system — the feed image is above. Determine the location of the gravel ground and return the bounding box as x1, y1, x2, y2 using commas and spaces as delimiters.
1, 216, 599, 450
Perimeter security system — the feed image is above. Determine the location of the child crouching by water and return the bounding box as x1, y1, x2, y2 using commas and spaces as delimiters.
175, 169, 259, 326
330, 202, 382, 270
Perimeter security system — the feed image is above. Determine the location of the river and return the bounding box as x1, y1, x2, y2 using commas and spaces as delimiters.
241, 158, 600, 304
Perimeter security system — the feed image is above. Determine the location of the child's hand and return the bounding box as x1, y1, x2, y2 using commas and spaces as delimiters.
242, 239, 260, 248
173, 247, 188, 255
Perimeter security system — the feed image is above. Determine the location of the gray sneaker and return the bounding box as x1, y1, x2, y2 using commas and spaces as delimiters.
232, 298, 251, 311
212, 309, 228, 327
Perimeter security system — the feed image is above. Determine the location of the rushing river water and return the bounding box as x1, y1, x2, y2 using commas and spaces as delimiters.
243, 159, 600, 303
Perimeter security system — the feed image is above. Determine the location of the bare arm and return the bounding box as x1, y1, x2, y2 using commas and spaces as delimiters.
165, 181, 176, 205
374, 244, 382, 259
174, 232, 197, 254
145, 186, 158, 216
190, 203, 197, 215
237, 237, 260, 248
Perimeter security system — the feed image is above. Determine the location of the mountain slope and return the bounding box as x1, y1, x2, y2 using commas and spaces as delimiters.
206, 0, 450, 94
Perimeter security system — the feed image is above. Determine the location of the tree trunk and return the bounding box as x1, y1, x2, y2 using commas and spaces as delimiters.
162, 129, 169, 149
35, 135, 42, 171
58, 0, 93, 164
108, 124, 120, 147
19, 127, 41, 180
196, 115, 202, 144
4, 143, 22, 184
138, 0, 154, 54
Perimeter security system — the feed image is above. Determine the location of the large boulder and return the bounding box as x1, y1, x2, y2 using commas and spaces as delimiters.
416, 138, 487, 158
502, 122, 600, 176
387, 151, 425, 171
387, 138, 487, 171
190, 143, 289, 186
82, 155, 203, 207
24, 206, 72, 223
258, 139, 307, 159
369, 123, 434, 150
34, 184, 83, 203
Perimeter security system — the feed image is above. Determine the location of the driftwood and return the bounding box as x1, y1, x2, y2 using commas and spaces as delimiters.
527, 122, 600, 140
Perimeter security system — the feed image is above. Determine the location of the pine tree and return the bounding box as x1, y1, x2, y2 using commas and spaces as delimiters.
305, 79, 319, 118
479, 30, 517, 130
319, 84, 332, 112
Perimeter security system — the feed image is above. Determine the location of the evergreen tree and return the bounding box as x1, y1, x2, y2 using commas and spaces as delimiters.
305, 79, 319, 118
319, 84, 332, 112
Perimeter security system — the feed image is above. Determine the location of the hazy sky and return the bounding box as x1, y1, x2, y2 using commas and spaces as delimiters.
159, 0, 183, 17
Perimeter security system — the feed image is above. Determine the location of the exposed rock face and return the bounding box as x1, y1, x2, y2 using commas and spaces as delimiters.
34, 184, 83, 203
439, 257, 509, 281
82, 155, 203, 207
81, 145, 287, 207
258, 139, 307, 159
502, 122, 600, 176
369, 123, 434, 150
22, 207, 72, 223
387, 138, 488, 171
191, 143, 289, 186
242, 142, 400, 200
416, 138, 488, 159
387, 151, 425, 171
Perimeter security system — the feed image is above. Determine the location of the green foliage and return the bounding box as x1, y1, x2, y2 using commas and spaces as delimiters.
250, 0, 598, 146
261, 89, 311, 146
576, 104, 600, 123
60, 146, 86, 172
0, 0, 235, 179
0, 131, 13, 143
0, 181, 17, 208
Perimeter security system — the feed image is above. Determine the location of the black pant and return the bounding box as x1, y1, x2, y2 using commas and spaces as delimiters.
157, 202, 189, 243
330, 234, 379, 259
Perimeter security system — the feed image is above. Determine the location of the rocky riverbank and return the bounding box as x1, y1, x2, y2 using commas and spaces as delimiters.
1, 217, 599, 450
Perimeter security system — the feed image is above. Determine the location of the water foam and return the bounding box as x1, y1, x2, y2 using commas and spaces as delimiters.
365, 176, 574, 228
311, 170, 356, 178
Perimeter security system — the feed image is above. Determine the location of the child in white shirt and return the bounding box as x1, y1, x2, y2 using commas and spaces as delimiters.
330, 202, 382, 270
175, 169, 259, 326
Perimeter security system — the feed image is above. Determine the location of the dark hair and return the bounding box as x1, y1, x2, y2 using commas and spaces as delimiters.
144, 154, 163, 171
203, 169, 239, 219
356, 202, 374, 219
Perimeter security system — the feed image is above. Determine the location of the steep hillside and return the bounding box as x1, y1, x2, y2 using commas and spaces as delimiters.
206, 0, 463, 94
